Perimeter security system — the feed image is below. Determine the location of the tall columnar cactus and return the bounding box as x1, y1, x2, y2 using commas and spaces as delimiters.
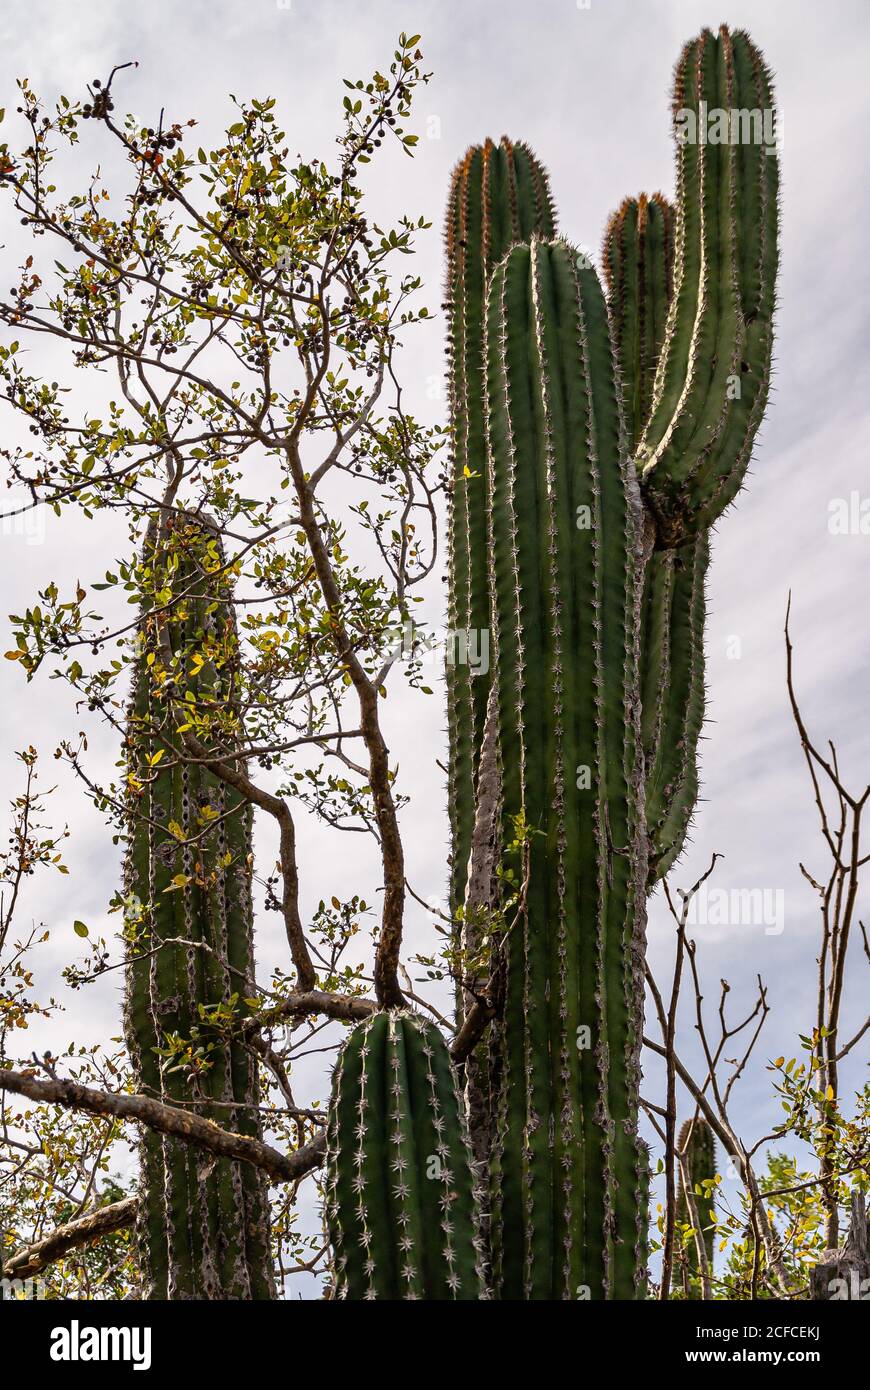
446, 137, 556, 923
672, 1118, 717, 1295
485, 237, 646, 1299
124, 513, 274, 1300
324, 1010, 485, 1300
440, 23, 778, 1301
604, 194, 709, 881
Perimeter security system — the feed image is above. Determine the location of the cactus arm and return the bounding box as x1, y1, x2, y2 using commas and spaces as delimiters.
605, 193, 710, 885
485, 243, 551, 1298
642, 536, 708, 881
639, 27, 779, 545
573, 245, 647, 1299
484, 247, 532, 1299
603, 194, 674, 452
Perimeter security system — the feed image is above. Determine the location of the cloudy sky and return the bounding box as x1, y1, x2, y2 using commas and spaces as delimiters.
1, 0, 868, 1296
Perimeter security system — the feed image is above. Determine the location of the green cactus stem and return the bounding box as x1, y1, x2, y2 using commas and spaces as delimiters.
637, 26, 779, 548
485, 237, 646, 1300
603, 194, 709, 882
672, 1117, 717, 1295
446, 137, 556, 924
603, 193, 674, 452
124, 513, 273, 1300
324, 1010, 485, 1300
640, 534, 708, 880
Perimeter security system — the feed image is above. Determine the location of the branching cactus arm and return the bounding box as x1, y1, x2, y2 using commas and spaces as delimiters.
638, 26, 779, 546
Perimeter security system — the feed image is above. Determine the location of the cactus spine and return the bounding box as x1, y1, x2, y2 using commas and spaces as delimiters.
124, 514, 274, 1300
324, 1011, 485, 1300
672, 1118, 717, 1295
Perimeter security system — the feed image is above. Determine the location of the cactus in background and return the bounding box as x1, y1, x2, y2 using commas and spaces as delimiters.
672, 1118, 717, 1295
439, 24, 777, 1299
485, 238, 646, 1299
445, 137, 556, 924
124, 513, 274, 1300
324, 1010, 485, 1300
603, 194, 709, 882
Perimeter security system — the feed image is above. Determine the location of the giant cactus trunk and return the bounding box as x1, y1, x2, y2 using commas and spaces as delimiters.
441, 24, 778, 1301
124, 513, 274, 1300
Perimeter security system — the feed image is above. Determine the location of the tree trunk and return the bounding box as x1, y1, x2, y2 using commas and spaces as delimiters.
810, 1191, 870, 1301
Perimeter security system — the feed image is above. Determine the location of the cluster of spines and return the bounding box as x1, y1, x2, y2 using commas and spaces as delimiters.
484, 237, 646, 1299
124, 514, 273, 1300
672, 1117, 717, 1295
637, 25, 779, 546
324, 1010, 486, 1300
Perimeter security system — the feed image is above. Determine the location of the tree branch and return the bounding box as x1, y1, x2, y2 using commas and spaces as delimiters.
0, 1068, 325, 1185
3, 1196, 137, 1280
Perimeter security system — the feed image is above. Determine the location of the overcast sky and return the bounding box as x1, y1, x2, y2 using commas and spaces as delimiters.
1, 0, 869, 1297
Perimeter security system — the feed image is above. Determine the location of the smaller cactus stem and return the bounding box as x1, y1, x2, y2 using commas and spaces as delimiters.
326, 1011, 486, 1300
672, 1117, 717, 1296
